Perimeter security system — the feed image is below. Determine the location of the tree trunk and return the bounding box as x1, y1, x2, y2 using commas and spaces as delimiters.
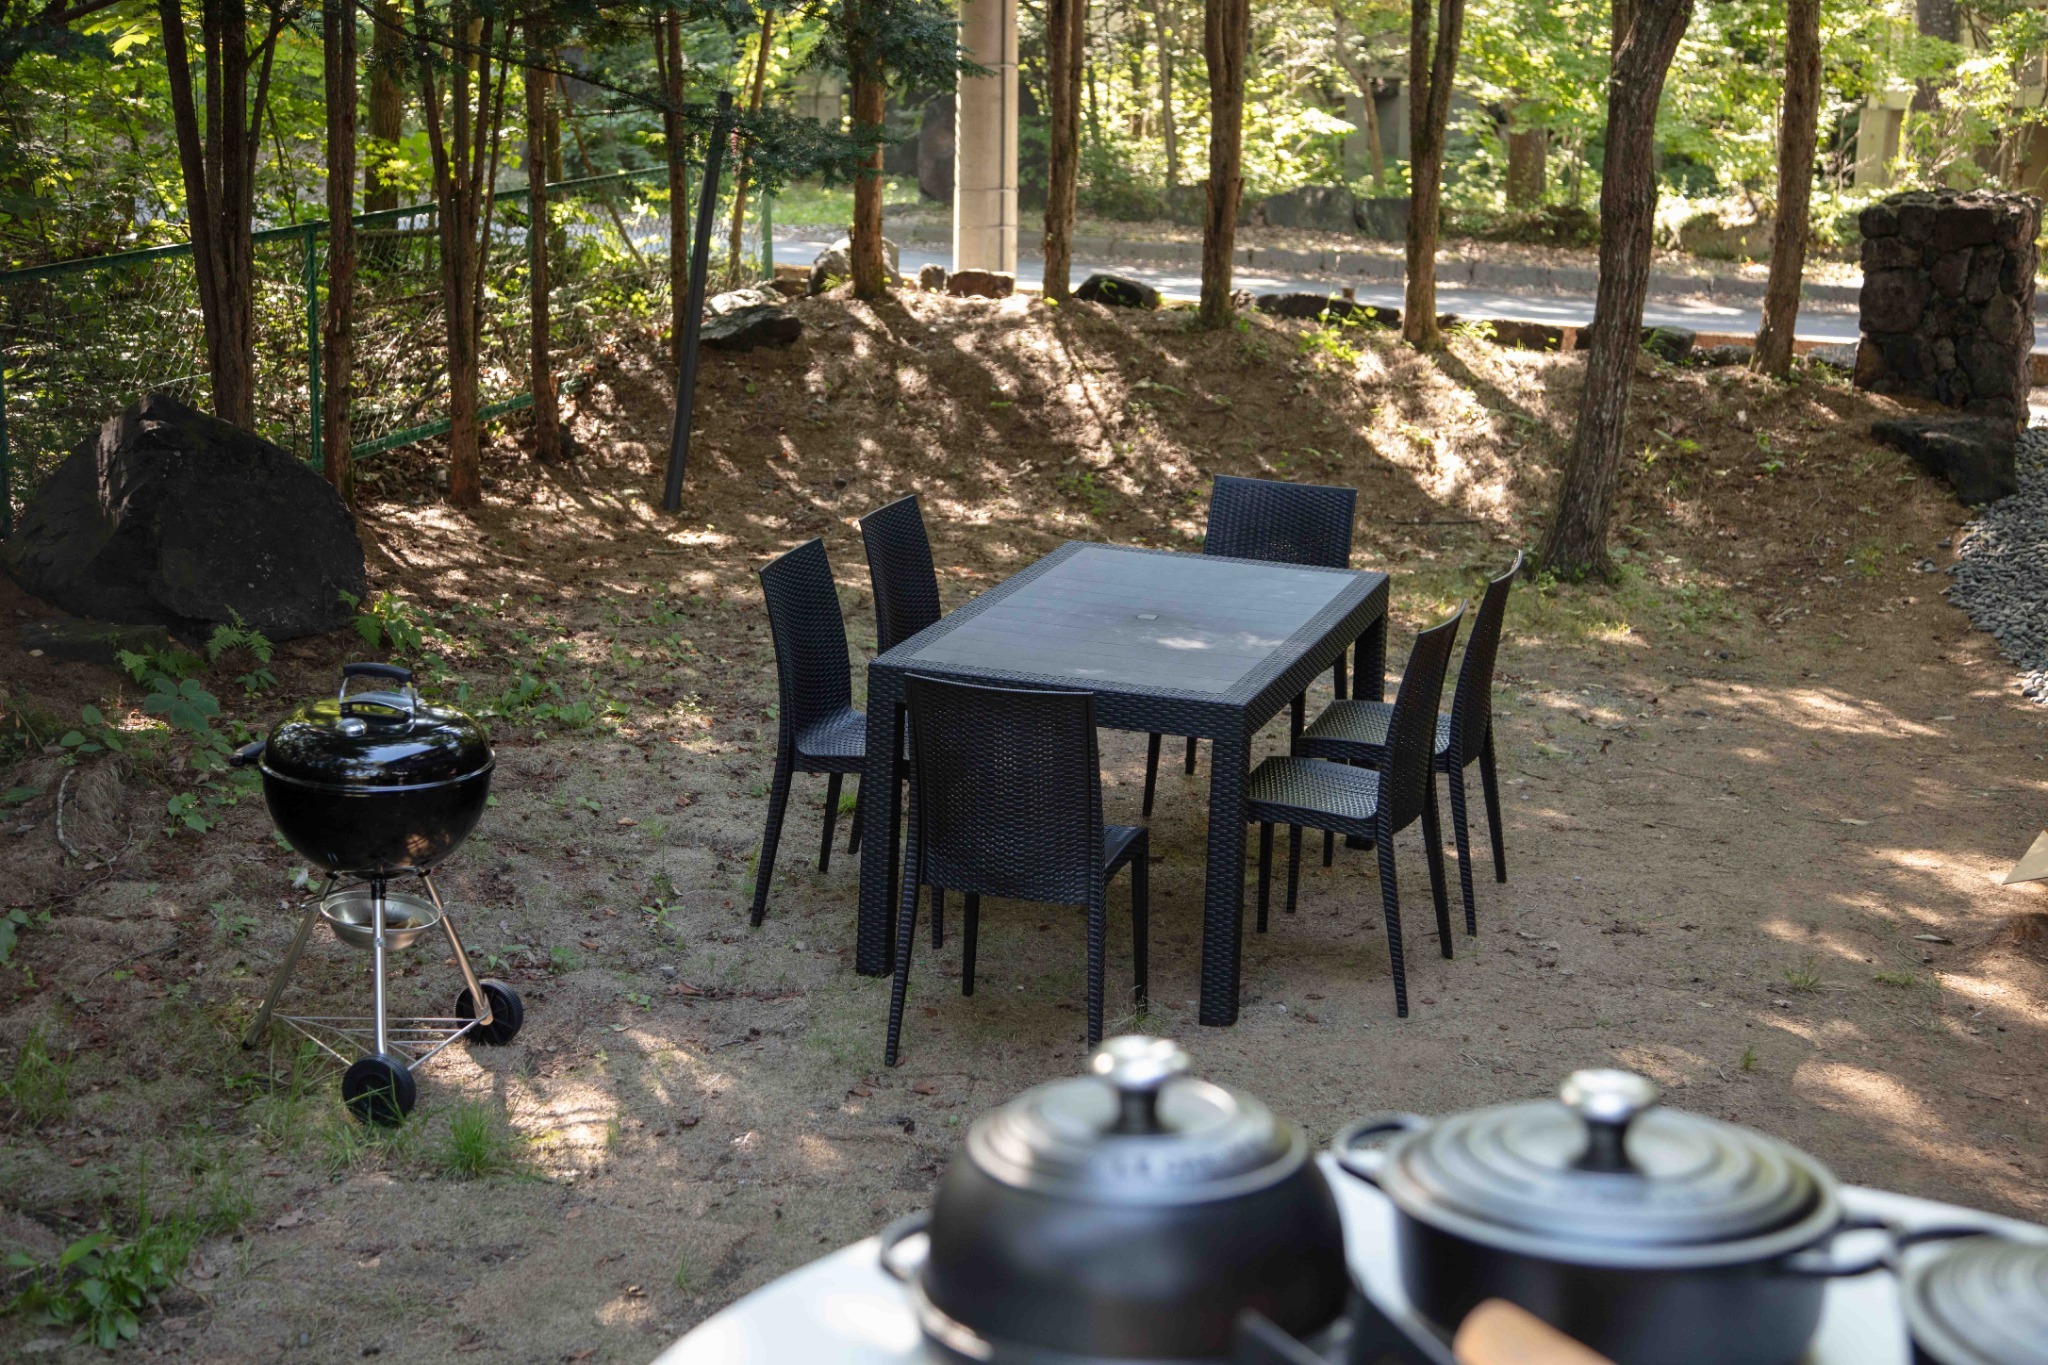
656, 13, 689, 372
1153, 0, 1178, 190
1363, 80, 1385, 186
365, 0, 403, 210
158, 0, 281, 430
322, 0, 356, 499
525, 5, 561, 461
1330, 9, 1386, 187
849, 57, 888, 299
415, 0, 508, 507
727, 7, 775, 276
1538, 0, 1694, 580
1402, 0, 1465, 351
1752, 0, 1819, 378
1043, 0, 1086, 300
1198, 0, 1249, 327
1505, 109, 1545, 206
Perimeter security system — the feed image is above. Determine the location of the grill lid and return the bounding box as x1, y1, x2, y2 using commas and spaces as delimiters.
259, 663, 491, 790
964, 1036, 1305, 1203
1366, 1070, 1826, 1252
1903, 1236, 2048, 1365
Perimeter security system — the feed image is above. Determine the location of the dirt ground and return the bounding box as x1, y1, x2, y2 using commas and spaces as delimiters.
2, 291, 2045, 1363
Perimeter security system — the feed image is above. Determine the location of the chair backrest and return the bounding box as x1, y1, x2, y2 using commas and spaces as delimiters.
902, 674, 1103, 904
1447, 551, 1523, 751
859, 494, 942, 653
758, 539, 852, 742
1202, 475, 1357, 569
1380, 606, 1464, 832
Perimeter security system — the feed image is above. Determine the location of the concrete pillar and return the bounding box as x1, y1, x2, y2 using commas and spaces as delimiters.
954, 0, 1018, 274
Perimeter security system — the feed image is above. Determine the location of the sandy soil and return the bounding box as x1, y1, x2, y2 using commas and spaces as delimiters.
2, 291, 2044, 1363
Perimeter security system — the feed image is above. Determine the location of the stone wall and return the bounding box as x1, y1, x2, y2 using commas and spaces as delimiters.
1854, 189, 2040, 432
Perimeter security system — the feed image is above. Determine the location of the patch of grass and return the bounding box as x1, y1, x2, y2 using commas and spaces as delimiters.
5, 1167, 200, 1349
672, 1250, 694, 1293
4, 1025, 72, 1126
1783, 956, 1823, 992
1739, 1045, 1759, 1072
549, 945, 582, 975
434, 1102, 523, 1181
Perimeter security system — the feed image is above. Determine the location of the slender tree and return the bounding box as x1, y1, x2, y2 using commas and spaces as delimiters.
1538, 0, 1694, 579
1043, 0, 1085, 299
413, 0, 513, 507
157, 0, 289, 429
726, 3, 775, 276
845, 4, 887, 298
1751, 0, 1819, 378
1150, 0, 1179, 190
1504, 101, 1545, 206
1331, 8, 1388, 187
1401, 0, 1464, 350
322, 0, 355, 498
653, 11, 689, 371
365, 0, 403, 210
1197, 0, 1249, 326
524, 1, 562, 461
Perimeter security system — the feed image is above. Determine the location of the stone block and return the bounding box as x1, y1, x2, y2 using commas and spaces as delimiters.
1931, 203, 1998, 251
1965, 246, 2002, 304
1930, 252, 1968, 298
1861, 269, 1930, 334
946, 269, 1014, 298
1863, 236, 1920, 271
918, 263, 948, 291
18, 618, 174, 666
1859, 202, 1900, 238
1871, 415, 2017, 504
1853, 339, 1888, 387
1981, 293, 2024, 344
1880, 334, 1932, 382
1075, 273, 1160, 309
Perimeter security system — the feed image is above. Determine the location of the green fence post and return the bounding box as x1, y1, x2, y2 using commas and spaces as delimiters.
304, 226, 321, 469
760, 192, 773, 278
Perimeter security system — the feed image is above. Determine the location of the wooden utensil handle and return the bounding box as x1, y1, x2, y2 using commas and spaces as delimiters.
1453, 1299, 1616, 1365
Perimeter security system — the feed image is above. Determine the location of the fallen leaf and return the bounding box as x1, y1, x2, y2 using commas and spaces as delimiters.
565, 1351, 596, 1363
847, 1085, 873, 1098
455, 1334, 488, 1353
616, 817, 638, 827
1839, 818, 1870, 826
1913, 934, 1954, 944
624, 1284, 646, 1298
911, 1081, 938, 1096
271, 1209, 308, 1230
581, 938, 603, 949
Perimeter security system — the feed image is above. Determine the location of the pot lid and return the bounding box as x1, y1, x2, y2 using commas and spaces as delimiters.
1904, 1236, 2048, 1365
964, 1036, 1304, 1204
1372, 1070, 1825, 1250
262, 664, 490, 789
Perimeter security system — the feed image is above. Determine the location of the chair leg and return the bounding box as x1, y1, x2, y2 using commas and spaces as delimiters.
749, 747, 795, 927
1130, 842, 1149, 1009
1256, 822, 1273, 934
1185, 735, 1198, 774
1286, 825, 1303, 914
1376, 828, 1409, 1019
1143, 733, 1162, 817
818, 772, 844, 873
1479, 729, 1508, 883
1446, 761, 1478, 936
1085, 888, 1107, 1047
932, 888, 945, 950
846, 779, 863, 854
883, 849, 924, 1067
1333, 646, 1348, 702
961, 894, 980, 996
1323, 828, 1335, 868
1421, 779, 1453, 960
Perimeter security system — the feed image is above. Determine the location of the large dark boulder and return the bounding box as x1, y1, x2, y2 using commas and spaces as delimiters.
1872, 415, 2018, 505
0, 394, 365, 641
1253, 293, 1393, 326
702, 288, 802, 352
1076, 273, 1161, 309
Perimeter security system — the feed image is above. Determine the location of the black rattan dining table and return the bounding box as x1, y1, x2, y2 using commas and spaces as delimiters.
852, 541, 1390, 1026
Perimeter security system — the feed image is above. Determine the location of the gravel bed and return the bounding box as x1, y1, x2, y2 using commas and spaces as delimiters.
1947, 425, 2048, 703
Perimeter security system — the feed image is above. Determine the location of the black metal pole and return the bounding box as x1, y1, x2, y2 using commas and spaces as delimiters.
662, 90, 735, 513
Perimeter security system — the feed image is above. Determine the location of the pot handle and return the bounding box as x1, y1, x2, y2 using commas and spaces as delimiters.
875, 1210, 931, 1285
1779, 1215, 1893, 1278
339, 663, 418, 720
1332, 1113, 1431, 1187
228, 738, 265, 769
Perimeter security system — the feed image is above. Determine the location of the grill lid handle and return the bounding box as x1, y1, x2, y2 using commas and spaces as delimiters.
338, 662, 418, 724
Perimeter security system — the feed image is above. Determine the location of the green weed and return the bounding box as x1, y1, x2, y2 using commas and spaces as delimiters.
5, 1169, 199, 1349
4, 1025, 72, 1125
1738, 1045, 1759, 1072
1783, 957, 1823, 992
434, 1102, 524, 1181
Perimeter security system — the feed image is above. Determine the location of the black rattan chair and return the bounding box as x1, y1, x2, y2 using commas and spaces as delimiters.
751, 538, 896, 926
1143, 474, 1359, 816
858, 494, 943, 654
884, 675, 1149, 1066
1245, 606, 1462, 1018
1297, 552, 1520, 935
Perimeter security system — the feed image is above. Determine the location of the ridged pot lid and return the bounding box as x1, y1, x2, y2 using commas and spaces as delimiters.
262, 666, 490, 789
1904, 1236, 2048, 1365
1377, 1070, 1824, 1250
965, 1036, 1303, 1204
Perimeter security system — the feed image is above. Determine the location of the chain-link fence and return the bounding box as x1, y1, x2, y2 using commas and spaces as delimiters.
0, 167, 773, 533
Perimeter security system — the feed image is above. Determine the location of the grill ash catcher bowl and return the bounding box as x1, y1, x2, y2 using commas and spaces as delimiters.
232, 662, 522, 1124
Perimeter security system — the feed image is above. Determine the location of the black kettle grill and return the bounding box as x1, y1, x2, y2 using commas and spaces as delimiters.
233, 663, 522, 1124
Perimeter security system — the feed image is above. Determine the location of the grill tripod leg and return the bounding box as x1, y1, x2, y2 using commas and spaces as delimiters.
423, 876, 491, 1030
244, 898, 325, 1049
369, 881, 391, 1059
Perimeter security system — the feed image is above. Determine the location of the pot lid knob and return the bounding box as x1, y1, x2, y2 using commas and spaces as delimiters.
1090, 1036, 1190, 1135
1560, 1069, 1660, 1172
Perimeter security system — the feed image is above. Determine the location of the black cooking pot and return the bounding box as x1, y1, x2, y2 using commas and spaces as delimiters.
879, 1036, 1350, 1363
230, 663, 493, 878
1334, 1069, 1883, 1365
1898, 1234, 2048, 1365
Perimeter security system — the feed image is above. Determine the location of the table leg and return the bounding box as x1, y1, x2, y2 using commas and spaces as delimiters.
1360, 611, 1388, 703
855, 682, 904, 978
1199, 722, 1251, 1027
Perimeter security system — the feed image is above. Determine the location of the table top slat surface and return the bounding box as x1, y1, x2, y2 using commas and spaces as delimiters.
893, 543, 1373, 695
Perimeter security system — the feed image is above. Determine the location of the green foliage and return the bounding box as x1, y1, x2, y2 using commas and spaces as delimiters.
3, 1025, 71, 1124
0, 907, 50, 971
205, 618, 277, 696
434, 1102, 524, 1181
5, 1179, 201, 1350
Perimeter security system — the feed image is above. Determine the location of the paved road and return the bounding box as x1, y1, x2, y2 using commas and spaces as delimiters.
778, 231, 1861, 344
